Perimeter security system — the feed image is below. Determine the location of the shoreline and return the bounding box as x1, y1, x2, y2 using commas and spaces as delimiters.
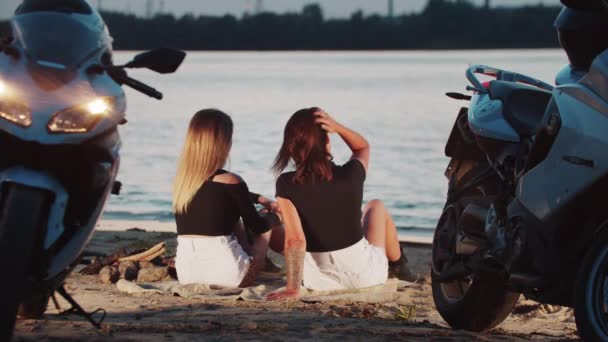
97, 219, 434, 245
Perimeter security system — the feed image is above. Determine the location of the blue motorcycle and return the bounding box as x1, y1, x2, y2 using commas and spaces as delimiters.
0, 1, 185, 339
431, 1, 608, 339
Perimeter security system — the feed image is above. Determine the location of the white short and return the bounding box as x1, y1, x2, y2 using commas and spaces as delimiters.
175, 235, 251, 287
303, 238, 389, 291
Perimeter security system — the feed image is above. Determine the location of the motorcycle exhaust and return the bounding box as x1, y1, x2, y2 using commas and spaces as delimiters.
455, 204, 488, 256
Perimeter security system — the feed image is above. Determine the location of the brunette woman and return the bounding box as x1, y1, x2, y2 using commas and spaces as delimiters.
173, 109, 283, 288
268, 108, 415, 300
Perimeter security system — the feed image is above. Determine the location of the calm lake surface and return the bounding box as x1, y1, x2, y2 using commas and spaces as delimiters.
105, 50, 568, 239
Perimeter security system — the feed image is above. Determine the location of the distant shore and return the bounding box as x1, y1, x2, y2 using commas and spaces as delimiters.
2, 1, 563, 52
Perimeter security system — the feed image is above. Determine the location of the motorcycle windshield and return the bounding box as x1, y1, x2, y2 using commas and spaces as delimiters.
12, 13, 107, 69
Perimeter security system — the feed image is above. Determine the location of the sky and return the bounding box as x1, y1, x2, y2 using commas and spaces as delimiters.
0, 0, 562, 19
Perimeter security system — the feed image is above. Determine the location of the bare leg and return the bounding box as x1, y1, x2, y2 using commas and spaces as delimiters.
234, 219, 285, 287
362, 199, 402, 262
236, 212, 285, 254
236, 224, 269, 287
269, 223, 285, 254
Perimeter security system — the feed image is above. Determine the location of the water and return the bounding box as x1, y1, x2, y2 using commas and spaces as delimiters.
105, 49, 568, 239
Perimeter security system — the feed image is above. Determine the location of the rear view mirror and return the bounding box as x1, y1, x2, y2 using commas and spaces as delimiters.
126, 48, 186, 74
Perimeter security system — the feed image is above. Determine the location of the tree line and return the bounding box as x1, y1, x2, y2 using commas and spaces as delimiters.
1, 0, 563, 50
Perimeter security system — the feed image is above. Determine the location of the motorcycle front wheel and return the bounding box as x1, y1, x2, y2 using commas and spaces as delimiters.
0, 184, 51, 341
18, 291, 50, 319
431, 203, 520, 332
574, 226, 608, 341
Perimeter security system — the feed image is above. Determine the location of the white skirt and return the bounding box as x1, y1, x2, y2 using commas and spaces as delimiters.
303, 238, 389, 291
175, 235, 251, 287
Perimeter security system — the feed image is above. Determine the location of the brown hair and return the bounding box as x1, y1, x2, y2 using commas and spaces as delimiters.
173, 109, 233, 214
273, 107, 333, 184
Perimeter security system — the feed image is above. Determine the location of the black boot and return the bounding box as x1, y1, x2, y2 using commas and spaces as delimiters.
388, 252, 418, 282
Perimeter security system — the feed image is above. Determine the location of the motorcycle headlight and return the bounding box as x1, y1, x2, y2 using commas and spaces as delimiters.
0, 80, 32, 127
0, 99, 32, 127
48, 97, 114, 133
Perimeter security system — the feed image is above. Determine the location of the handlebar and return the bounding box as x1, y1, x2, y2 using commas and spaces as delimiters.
100, 66, 164, 100
465, 65, 554, 93
123, 76, 163, 100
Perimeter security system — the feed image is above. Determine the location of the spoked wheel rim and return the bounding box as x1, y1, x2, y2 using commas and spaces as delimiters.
587, 246, 608, 336
432, 205, 474, 304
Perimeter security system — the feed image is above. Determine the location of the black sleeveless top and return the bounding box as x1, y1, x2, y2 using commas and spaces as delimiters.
175, 170, 272, 236
275, 160, 366, 253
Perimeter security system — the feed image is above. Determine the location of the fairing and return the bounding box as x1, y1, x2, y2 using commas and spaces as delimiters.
11, 12, 111, 70
518, 60, 608, 222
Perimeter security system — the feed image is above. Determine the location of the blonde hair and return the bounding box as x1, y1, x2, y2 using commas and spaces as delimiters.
173, 109, 233, 214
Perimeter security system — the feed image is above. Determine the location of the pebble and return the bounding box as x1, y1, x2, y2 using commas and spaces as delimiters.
99, 266, 120, 284
139, 261, 156, 269
119, 260, 140, 281
137, 266, 169, 283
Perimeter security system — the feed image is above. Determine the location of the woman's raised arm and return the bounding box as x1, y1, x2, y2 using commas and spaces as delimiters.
314, 109, 370, 171
267, 196, 306, 301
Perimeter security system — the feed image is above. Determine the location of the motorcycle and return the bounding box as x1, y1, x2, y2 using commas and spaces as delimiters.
0, 1, 185, 340
431, 1, 608, 340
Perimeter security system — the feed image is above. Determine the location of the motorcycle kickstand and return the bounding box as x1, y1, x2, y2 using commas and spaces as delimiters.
53, 285, 106, 329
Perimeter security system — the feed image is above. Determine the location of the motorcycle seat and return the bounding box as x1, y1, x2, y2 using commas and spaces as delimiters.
488, 80, 553, 138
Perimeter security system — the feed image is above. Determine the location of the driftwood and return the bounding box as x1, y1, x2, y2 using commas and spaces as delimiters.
80, 241, 167, 275
79, 248, 129, 275
80, 240, 173, 285
118, 241, 166, 262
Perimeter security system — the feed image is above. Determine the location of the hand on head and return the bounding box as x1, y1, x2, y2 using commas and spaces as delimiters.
314, 109, 340, 133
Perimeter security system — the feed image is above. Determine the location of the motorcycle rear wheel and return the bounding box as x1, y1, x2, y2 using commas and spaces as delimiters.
431, 203, 520, 332
574, 227, 608, 341
0, 184, 51, 341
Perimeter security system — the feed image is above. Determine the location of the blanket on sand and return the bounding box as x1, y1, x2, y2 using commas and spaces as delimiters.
116, 276, 416, 304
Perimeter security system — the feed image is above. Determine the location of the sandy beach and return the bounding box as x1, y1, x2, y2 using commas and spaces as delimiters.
12, 220, 578, 341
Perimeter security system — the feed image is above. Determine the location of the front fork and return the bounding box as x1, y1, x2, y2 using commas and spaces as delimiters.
0, 159, 118, 282
0, 167, 68, 250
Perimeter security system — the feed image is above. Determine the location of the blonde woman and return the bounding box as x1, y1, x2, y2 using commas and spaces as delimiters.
173, 109, 283, 288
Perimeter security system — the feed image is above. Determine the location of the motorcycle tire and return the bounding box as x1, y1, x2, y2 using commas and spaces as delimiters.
0, 184, 51, 341
18, 291, 50, 319
431, 204, 520, 332
574, 226, 608, 341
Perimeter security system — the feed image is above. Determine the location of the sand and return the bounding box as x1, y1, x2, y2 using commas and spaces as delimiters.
12, 220, 579, 341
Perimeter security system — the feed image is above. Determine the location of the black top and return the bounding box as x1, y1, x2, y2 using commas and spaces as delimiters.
175, 170, 271, 236
276, 159, 366, 253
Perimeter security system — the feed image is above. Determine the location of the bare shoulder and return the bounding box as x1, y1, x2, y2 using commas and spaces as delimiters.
213, 171, 244, 185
